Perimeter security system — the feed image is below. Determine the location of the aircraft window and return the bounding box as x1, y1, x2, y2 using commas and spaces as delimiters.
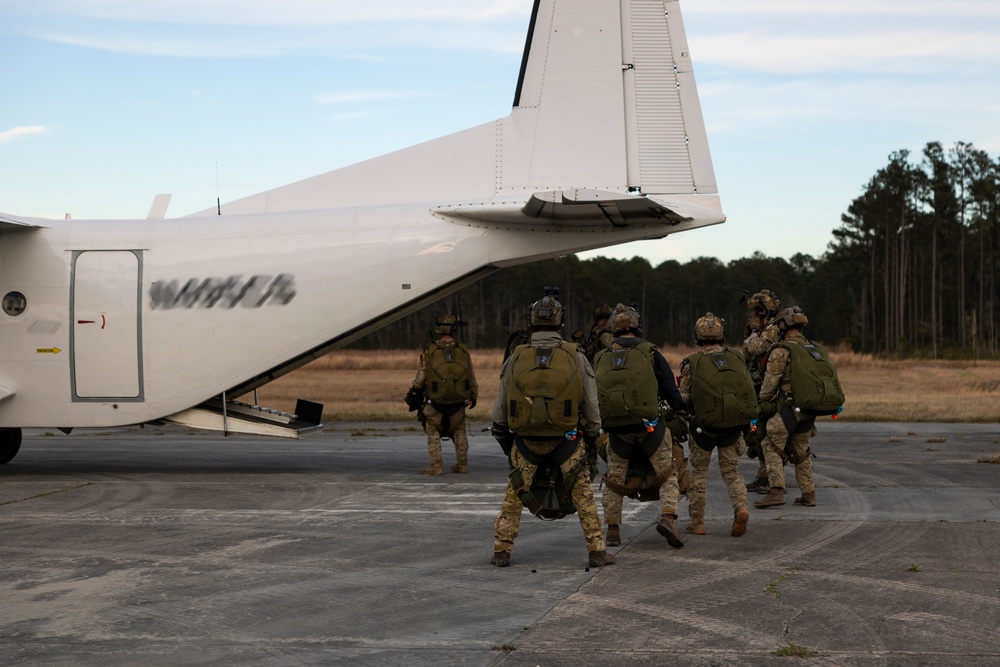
2, 291, 27, 316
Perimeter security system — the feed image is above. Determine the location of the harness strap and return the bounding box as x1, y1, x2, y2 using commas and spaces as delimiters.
608, 420, 666, 459
513, 435, 577, 467
691, 426, 743, 452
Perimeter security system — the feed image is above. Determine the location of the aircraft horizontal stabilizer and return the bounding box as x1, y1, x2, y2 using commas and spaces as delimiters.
0, 213, 45, 231
433, 190, 724, 230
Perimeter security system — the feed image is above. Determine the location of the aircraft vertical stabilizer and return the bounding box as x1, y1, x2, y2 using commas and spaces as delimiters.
197, 0, 719, 216
502, 0, 716, 198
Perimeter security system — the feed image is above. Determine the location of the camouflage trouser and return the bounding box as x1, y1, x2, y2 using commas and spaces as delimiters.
762, 412, 814, 494
755, 459, 768, 479
601, 432, 679, 525
493, 444, 605, 554
423, 404, 468, 468
673, 441, 691, 496
688, 437, 748, 524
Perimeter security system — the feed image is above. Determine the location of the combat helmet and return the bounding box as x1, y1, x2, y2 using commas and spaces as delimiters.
748, 289, 781, 318
774, 306, 808, 331
433, 314, 464, 337
610, 303, 641, 335
593, 304, 613, 324
528, 295, 564, 329
694, 312, 726, 343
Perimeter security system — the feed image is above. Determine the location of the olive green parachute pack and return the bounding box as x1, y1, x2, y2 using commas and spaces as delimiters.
686, 348, 760, 431
510, 458, 589, 520
506, 343, 583, 437
424, 342, 473, 404
594, 342, 660, 429
781, 340, 845, 416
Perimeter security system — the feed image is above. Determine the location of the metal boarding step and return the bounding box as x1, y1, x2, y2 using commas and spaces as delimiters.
164, 397, 324, 439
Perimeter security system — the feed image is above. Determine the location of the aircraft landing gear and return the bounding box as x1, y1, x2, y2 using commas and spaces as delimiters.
0, 428, 22, 465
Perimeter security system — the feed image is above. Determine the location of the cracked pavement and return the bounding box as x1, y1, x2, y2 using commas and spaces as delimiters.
1, 421, 998, 665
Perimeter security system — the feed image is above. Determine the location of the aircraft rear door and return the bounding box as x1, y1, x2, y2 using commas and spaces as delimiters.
71, 250, 144, 401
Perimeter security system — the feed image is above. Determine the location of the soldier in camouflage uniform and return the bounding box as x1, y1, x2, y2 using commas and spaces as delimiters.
575, 304, 615, 473
597, 304, 687, 549
754, 307, 817, 509
742, 289, 781, 493
678, 313, 750, 537
580, 304, 615, 363
490, 293, 613, 569
406, 315, 478, 476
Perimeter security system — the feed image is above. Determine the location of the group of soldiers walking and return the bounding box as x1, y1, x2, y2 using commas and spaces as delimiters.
406, 288, 844, 568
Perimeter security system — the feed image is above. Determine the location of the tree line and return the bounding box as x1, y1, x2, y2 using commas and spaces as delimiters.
358, 141, 999, 358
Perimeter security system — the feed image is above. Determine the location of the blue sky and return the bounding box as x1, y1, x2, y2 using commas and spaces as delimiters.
2, 0, 998, 264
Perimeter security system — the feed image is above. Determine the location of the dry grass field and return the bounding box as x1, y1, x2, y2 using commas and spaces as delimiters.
243, 347, 1000, 424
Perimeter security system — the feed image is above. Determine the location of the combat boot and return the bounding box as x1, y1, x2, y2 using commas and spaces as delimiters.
685, 521, 706, 535
588, 550, 616, 567
731, 507, 750, 537
794, 492, 816, 507
746, 476, 770, 494
753, 487, 786, 508
490, 551, 511, 567
656, 514, 685, 548
606, 524, 621, 547
419, 465, 443, 476
450, 463, 468, 474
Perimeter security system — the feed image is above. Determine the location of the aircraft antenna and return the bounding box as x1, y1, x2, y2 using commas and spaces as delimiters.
215, 161, 221, 215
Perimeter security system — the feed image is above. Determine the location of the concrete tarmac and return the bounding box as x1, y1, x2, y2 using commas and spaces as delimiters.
1, 422, 998, 666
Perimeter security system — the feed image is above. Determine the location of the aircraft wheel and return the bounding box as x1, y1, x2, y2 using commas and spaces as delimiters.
0, 428, 22, 465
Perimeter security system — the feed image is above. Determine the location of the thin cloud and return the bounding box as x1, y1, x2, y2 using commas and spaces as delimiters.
328, 111, 368, 123
686, 0, 1000, 19
0, 125, 50, 144
700, 76, 1000, 136
21, 21, 525, 58
30, 30, 280, 57
695, 31, 1000, 74
315, 91, 429, 105
1, 0, 533, 27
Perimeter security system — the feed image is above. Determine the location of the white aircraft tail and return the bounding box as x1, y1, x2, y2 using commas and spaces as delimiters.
205, 0, 718, 217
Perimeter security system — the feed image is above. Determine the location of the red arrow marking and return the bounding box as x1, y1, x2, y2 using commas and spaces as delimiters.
78, 320, 96, 324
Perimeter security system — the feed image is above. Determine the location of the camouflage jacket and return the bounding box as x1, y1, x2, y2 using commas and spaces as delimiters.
581, 324, 614, 363
743, 323, 781, 390
759, 331, 808, 402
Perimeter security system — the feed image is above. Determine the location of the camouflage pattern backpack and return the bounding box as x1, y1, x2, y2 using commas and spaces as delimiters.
594, 342, 660, 429
686, 348, 759, 430
424, 341, 473, 404
781, 340, 845, 416
506, 343, 583, 438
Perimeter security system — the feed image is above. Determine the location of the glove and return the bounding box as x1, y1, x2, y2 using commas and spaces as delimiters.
404, 387, 424, 412
492, 421, 514, 454
758, 399, 777, 419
